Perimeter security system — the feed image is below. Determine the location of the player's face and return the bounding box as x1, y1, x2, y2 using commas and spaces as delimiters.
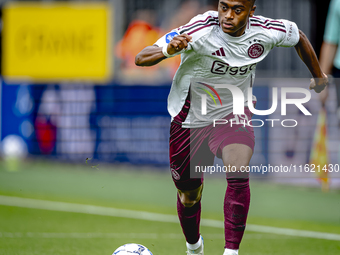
218, 0, 256, 37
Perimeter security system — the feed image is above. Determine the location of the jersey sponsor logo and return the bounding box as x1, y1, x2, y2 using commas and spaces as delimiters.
211, 60, 256, 76
248, 43, 264, 59
211, 60, 229, 74
165, 31, 179, 43
212, 47, 226, 57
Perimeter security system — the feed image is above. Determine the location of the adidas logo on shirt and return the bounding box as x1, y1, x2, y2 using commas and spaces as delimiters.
212, 47, 226, 57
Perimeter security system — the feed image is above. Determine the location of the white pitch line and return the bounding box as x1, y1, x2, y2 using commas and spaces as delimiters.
0, 195, 339, 241
0, 232, 288, 240
0, 232, 170, 239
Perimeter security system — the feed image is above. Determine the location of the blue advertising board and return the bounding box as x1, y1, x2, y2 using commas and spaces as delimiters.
0, 79, 268, 166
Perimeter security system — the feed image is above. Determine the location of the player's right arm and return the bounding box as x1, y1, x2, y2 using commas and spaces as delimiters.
136, 11, 218, 66
135, 34, 192, 67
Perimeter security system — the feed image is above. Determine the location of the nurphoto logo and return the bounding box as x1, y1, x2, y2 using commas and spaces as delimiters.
196, 82, 312, 128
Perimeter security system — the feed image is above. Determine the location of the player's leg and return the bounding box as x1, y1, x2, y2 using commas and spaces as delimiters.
169, 120, 213, 254
208, 109, 255, 255
177, 184, 204, 251
222, 144, 253, 255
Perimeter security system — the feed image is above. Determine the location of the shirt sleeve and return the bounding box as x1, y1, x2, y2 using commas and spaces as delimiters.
324, 0, 340, 44
154, 29, 182, 47
154, 11, 218, 53
274, 19, 300, 48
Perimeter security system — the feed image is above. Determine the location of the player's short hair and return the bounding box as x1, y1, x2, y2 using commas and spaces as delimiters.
218, 0, 256, 5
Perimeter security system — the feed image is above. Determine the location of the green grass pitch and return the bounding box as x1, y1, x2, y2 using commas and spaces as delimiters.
0, 160, 339, 255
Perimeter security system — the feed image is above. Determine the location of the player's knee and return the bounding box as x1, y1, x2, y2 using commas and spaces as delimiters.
223, 161, 249, 173
229, 163, 247, 172
178, 186, 203, 207
222, 144, 253, 171
179, 193, 201, 207
181, 199, 195, 207
226, 165, 250, 180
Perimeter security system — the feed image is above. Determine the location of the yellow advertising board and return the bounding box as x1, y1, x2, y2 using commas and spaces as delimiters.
2, 2, 113, 83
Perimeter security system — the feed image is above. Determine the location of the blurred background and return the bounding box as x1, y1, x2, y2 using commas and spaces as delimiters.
0, 1, 339, 255
0, 0, 339, 187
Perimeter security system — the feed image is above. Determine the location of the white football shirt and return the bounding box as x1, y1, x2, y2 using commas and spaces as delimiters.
155, 11, 300, 128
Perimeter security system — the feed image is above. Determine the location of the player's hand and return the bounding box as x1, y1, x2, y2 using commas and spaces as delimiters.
309, 73, 329, 93
167, 33, 192, 55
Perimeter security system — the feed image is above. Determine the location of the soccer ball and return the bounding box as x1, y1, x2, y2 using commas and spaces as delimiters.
112, 243, 153, 255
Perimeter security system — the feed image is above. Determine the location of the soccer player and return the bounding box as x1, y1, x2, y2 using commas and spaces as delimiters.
135, 0, 328, 254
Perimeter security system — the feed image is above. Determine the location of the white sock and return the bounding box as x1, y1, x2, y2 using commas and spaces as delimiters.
223, 248, 239, 255
186, 235, 202, 250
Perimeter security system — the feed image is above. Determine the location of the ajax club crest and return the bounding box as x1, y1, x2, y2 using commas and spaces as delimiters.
248, 43, 264, 59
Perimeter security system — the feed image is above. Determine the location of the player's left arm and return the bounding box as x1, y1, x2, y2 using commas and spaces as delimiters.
294, 30, 329, 93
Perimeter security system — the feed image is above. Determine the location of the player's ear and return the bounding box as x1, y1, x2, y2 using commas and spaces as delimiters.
249, 5, 256, 17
